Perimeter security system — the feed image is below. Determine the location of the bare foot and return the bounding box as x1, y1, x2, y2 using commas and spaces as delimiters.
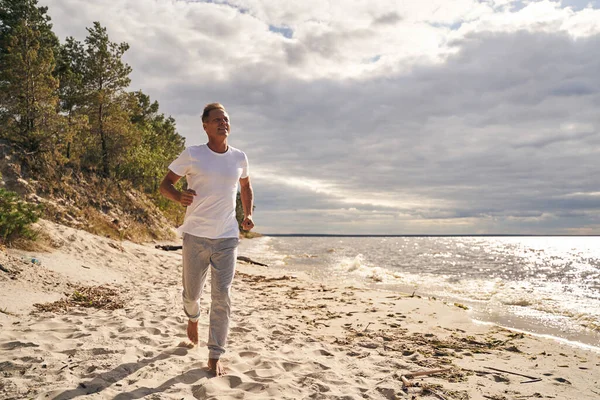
207, 358, 226, 376
187, 320, 198, 345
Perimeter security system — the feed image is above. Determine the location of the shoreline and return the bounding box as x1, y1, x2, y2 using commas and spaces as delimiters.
1, 220, 599, 399
470, 319, 600, 353
358, 284, 600, 352
354, 280, 600, 350
239, 236, 600, 351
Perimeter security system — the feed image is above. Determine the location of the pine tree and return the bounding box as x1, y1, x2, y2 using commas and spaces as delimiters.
0, 0, 58, 57
80, 22, 132, 176
54, 36, 88, 163
0, 19, 61, 157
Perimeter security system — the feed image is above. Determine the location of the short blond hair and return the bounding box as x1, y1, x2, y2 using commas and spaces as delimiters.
202, 103, 226, 123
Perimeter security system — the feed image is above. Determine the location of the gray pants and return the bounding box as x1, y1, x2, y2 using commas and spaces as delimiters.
182, 233, 239, 359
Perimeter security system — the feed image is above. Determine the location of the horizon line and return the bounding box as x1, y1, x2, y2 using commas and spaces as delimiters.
262, 233, 600, 237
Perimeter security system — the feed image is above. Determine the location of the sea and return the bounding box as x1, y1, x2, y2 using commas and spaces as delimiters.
239, 235, 600, 349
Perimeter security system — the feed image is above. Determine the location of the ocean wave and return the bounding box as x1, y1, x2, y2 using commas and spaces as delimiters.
333, 254, 392, 283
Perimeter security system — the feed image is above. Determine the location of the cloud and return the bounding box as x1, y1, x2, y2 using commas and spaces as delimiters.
372, 12, 402, 26
40, 0, 600, 233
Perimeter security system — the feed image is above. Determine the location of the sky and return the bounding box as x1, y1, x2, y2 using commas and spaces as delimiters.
41, 0, 600, 234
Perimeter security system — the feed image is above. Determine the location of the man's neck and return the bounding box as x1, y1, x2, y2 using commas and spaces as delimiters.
207, 139, 228, 154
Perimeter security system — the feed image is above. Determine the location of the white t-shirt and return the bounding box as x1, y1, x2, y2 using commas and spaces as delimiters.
168, 144, 249, 239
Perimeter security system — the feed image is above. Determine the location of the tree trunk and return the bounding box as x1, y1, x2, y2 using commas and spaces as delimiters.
99, 102, 109, 176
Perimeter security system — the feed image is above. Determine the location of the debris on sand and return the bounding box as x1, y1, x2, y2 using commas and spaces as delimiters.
32, 285, 124, 313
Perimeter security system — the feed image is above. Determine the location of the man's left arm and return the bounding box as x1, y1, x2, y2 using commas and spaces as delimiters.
240, 176, 254, 231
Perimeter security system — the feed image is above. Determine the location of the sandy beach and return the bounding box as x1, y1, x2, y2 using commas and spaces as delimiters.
1, 220, 598, 399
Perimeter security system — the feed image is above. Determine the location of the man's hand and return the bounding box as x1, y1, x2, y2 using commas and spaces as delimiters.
241, 216, 254, 231
178, 189, 196, 206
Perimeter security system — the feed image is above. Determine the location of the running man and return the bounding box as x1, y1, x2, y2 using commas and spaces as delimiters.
159, 103, 254, 376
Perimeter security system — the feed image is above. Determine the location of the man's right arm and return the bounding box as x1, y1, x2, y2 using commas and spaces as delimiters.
159, 170, 196, 206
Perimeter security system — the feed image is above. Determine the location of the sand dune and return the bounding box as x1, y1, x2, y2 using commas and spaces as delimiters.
1, 220, 598, 399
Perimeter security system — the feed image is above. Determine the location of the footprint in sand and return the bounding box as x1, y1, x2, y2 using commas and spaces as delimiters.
213, 375, 267, 392
191, 385, 208, 399
239, 351, 260, 358
230, 326, 252, 334
89, 348, 118, 356
237, 311, 255, 317
141, 327, 162, 336
1, 341, 39, 350
297, 376, 331, 393
280, 361, 303, 372
243, 368, 280, 382
313, 349, 334, 357
311, 361, 332, 371
136, 336, 159, 346
18, 356, 43, 363
237, 351, 267, 368
66, 332, 91, 339
254, 359, 277, 370
0, 361, 30, 376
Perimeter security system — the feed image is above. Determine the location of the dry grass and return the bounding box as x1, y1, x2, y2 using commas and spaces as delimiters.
32, 285, 124, 313
81, 206, 122, 240
9, 226, 54, 251
37, 173, 178, 243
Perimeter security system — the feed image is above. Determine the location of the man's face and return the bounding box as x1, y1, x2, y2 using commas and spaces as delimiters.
203, 109, 230, 139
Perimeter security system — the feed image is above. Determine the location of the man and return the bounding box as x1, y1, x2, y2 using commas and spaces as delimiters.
159, 103, 254, 376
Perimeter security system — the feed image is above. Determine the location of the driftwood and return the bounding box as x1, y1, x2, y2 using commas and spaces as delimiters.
400, 368, 452, 388
484, 366, 541, 383
236, 256, 268, 267
155, 245, 268, 267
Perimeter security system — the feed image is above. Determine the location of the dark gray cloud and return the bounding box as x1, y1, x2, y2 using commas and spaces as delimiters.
283, 27, 376, 66
236, 31, 600, 232
372, 12, 402, 26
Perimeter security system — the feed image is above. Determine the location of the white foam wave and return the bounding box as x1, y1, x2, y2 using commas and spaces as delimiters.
335, 254, 423, 284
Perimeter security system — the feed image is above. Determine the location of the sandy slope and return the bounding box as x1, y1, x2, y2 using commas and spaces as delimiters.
0, 220, 598, 399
